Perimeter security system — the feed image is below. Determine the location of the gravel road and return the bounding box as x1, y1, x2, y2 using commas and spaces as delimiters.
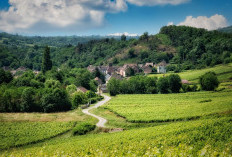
82, 94, 111, 128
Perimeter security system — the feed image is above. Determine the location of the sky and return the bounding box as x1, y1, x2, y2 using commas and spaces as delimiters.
0, 0, 231, 36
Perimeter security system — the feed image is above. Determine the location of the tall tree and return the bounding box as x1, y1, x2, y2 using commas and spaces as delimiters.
42, 46, 52, 73
121, 34, 126, 41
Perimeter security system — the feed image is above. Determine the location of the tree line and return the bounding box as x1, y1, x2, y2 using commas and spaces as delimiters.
107, 72, 219, 96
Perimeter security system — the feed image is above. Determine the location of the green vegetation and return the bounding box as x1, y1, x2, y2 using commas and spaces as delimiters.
1, 116, 231, 156
72, 122, 96, 135
41, 46, 52, 73
0, 68, 101, 113
104, 90, 232, 122
199, 71, 219, 91
1, 26, 231, 70
149, 63, 232, 83
0, 121, 74, 149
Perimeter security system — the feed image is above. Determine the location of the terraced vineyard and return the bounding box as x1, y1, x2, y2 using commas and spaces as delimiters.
1, 116, 231, 156
0, 121, 75, 149
104, 90, 232, 122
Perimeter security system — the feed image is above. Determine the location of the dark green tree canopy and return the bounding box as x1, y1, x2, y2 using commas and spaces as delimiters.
42, 46, 52, 73
199, 71, 219, 91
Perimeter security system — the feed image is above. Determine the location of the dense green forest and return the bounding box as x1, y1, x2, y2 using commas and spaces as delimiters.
1, 25, 232, 71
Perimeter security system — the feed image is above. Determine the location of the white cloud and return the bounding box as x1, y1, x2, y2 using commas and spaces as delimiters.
0, 0, 127, 34
0, 0, 191, 34
108, 32, 138, 37
126, 0, 190, 6
178, 14, 228, 30
167, 22, 174, 26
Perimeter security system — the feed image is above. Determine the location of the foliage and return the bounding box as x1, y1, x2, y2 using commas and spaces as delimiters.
199, 71, 219, 91
157, 77, 169, 93
72, 122, 96, 135
0, 68, 13, 84
72, 92, 88, 108
2, 117, 231, 156
105, 90, 232, 122
107, 78, 121, 96
0, 121, 74, 149
168, 74, 182, 93
42, 46, 52, 73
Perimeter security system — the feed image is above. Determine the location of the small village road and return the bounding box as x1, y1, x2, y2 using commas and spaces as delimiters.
82, 94, 111, 128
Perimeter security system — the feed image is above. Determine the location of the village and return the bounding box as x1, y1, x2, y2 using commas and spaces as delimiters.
87, 61, 167, 93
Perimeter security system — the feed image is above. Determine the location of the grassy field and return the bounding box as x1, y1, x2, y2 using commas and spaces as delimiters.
1, 115, 231, 156
0, 109, 93, 122
0, 122, 74, 150
0, 64, 232, 156
149, 64, 232, 83
104, 90, 232, 122
0, 109, 97, 150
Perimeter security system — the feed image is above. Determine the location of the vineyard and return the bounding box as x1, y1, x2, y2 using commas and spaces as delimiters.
149, 63, 232, 83
0, 121, 74, 149
104, 90, 232, 122
1, 116, 231, 156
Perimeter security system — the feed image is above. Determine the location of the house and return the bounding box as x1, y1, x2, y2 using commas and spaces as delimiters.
142, 66, 152, 75
145, 63, 154, 67
105, 74, 111, 83
157, 60, 167, 73
94, 77, 102, 85
98, 66, 108, 75
120, 64, 139, 77
99, 84, 108, 93
87, 65, 96, 73
77, 86, 88, 93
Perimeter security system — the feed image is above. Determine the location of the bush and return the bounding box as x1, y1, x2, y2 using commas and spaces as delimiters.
72, 123, 96, 136
157, 77, 169, 94
72, 92, 88, 108
168, 74, 182, 93
199, 71, 219, 91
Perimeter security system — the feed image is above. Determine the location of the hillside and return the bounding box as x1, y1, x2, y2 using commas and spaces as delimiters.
0, 26, 232, 71
218, 26, 232, 33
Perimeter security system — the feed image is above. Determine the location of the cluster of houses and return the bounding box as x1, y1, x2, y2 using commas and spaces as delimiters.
88, 61, 167, 93
88, 60, 167, 79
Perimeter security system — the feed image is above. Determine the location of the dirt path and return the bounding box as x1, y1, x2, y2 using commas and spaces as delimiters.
82, 94, 111, 128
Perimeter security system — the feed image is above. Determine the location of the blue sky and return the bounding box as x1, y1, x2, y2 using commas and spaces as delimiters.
0, 0, 231, 36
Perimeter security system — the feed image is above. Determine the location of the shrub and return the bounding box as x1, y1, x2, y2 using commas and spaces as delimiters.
107, 78, 120, 96
66, 84, 77, 95
157, 77, 169, 94
168, 74, 182, 93
72, 92, 88, 108
199, 71, 219, 91
72, 123, 96, 136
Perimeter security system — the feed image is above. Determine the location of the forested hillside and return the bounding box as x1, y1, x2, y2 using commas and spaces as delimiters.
1, 26, 232, 71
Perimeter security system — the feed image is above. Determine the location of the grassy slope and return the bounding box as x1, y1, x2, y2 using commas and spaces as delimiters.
0, 109, 97, 149
104, 90, 232, 122
149, 64, 232, 83
0, 122, 74, 150
1, 115, 231, 156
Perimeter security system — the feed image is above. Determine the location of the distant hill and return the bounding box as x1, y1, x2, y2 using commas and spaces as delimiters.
0, 25, 232, 71
218, 26, 232, 33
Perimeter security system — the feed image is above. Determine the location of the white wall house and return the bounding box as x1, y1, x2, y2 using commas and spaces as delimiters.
157, 60, 167, 73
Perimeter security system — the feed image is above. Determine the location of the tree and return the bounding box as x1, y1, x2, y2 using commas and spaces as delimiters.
126, 67, 135, 77
21, 87, 35, 112
72, 92, 87, 108
42, 46, 52, 73
168, 74, 182, 93
199, 72, 219, 91
157, 77, 169, 94
140, 32, 149, 42
121, 34, 126, 41
107, 78, 120, 96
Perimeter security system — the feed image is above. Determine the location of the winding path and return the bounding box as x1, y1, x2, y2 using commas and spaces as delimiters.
82, 94, 111, 128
